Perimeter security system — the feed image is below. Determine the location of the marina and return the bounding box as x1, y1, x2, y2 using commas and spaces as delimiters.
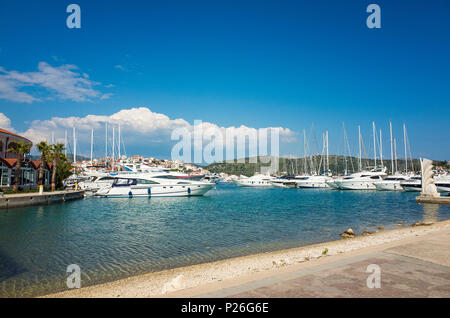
1, 0, 449, 302
1, 184, 450, 297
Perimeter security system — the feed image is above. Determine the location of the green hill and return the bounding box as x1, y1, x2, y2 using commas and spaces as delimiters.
205, 155, 422, 176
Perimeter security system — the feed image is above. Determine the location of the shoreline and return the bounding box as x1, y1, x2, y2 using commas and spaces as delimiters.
42, 219, 450, 298
0, 190, 84, 209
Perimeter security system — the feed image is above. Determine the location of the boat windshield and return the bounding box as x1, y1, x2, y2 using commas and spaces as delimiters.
136, 179, 159, 184
113, 178, 137, 186
98, 176, 116, 181
154, 175, 180, 179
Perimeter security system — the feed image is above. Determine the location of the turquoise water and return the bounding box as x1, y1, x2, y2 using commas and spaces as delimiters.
1, 184, 449, 297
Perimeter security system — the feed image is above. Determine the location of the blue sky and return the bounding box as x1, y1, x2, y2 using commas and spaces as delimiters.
0, 0, 449, 161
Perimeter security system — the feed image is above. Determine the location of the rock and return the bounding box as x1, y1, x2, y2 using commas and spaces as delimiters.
377, 226, 384, 230
412, 221, 433, 227
343, 228, 354, 235
362, 231, 373, 236
161, 274, 186, 294
272, 258, 290, 267
340, 231, 355, 238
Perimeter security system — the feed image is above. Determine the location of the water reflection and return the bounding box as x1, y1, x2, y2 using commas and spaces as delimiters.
0, 247, 27, 283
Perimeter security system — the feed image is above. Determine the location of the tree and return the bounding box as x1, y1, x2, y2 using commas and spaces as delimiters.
48, 143, 66, 191
56, 156, 73, 188
7, 140, 32, 191
36, 141, 50, 186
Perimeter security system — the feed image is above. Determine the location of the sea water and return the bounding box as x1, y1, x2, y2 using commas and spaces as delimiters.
1, 183, 449, 297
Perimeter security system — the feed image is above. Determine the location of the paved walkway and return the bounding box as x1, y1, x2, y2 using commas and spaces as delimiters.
197, 227, 450, 298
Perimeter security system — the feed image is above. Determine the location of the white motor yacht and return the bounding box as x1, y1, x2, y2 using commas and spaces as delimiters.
95, 177, 214, 197
270, 178, 289, 188
374, 174, 413, 191
335, 169, 387, 190
235, 174, 275, 187
399, 174, 450, 193
295, 175, 332, 188
77, 175, 116, 192
435, 174, 450, 193
269, 176, 298, 188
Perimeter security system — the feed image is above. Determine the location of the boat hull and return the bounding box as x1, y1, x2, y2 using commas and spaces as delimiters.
235, 181, 273, 187
374, 181, 404, 191
335, 181, 377, 190
401, 185, 421, 192
96, 183, 214, 197
326, 181, 340, 190
269, 181, 289, 188
436, 183, 450, 193
296, 181, 329, 188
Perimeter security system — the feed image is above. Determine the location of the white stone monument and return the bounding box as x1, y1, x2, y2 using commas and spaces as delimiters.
420, 158, 440, 198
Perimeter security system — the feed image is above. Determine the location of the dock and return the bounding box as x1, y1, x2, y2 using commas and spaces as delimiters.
416, 195, 450, 205
0, 190, 85, 209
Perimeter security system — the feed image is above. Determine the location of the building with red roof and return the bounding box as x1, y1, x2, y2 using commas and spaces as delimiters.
0, 127, 50, 189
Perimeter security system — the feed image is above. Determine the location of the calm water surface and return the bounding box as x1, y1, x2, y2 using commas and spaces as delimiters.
1, 184, 449, 297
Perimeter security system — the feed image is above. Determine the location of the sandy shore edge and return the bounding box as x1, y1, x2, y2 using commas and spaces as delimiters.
42, 219, 450, 298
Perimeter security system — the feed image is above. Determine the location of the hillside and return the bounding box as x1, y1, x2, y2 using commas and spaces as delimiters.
205, 155, 422, 176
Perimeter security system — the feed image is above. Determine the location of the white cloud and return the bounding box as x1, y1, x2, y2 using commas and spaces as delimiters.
0, 62, 108, 103
0, 112, 15, 132
14, 107, 296, 159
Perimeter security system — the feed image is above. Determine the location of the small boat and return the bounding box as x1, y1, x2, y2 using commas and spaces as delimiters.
235, 174, 275, 187
374, 174, 414, 191
295, 175, 332, 188
95, 177, 215, 197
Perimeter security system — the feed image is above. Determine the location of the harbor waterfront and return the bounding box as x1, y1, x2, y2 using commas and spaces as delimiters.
1, 183, 450, 297
0, 190, 84, 209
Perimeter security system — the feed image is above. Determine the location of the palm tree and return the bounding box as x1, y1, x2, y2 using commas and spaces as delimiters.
49, 143, 65, 191
7, 140, 32, 191
36, 141, 50, 187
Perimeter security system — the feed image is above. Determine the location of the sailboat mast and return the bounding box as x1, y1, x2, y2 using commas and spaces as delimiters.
105, 122, 108, 167
64, 130, 68, 157
303, 129, 307, 174
326, 130, 329, 172
379, 129, 383, 168
358, 125, 362, 171
112, 126, 115, 170
394, 138, 398, 173
403, 123, 408, 173
90, 128, 94, 164
73, 127, 76, 164
343, 123, 348, 175
118, 123, 121, 159
390, 122, 394, 174
372, 121, 377, 169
